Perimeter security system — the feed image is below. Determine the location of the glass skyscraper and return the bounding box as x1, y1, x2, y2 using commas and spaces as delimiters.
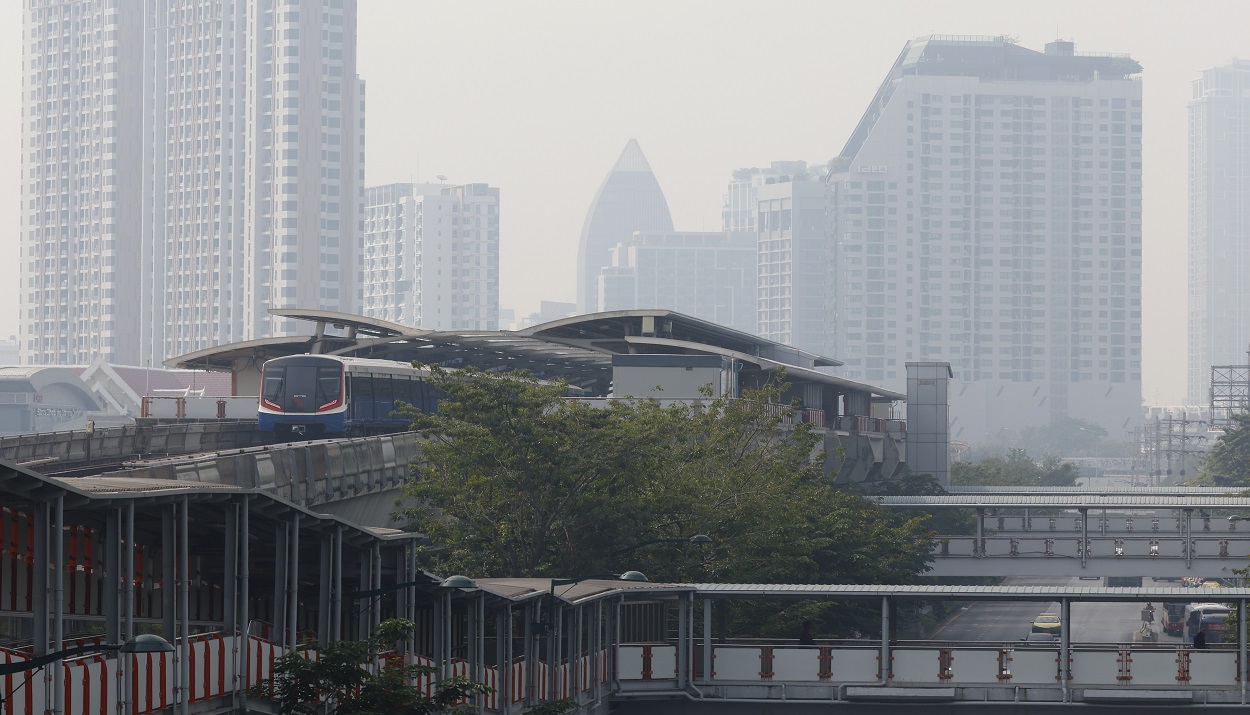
576, 139, 674, 314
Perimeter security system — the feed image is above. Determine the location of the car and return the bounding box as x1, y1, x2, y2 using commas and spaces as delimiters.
1031, 612, 1062, 634
1021, 632, 1058, 646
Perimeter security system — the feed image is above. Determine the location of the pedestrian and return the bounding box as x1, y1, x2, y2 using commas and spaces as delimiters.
799, 620, 815, 645
1194, 630, 1208, 649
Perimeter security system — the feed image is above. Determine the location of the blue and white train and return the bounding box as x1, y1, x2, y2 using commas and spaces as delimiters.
257, 354, 443, 437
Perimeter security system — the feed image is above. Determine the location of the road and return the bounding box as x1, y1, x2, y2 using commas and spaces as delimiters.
930, 576, 1187, 645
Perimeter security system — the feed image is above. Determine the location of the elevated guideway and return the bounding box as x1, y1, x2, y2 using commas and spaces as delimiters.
879, 493, 1250, 578
52, 431, 423, 527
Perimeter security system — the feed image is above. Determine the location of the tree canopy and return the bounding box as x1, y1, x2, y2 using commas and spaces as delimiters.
249, 619, 497, 715
1197, 413, 1250, 486
397, 367, 934, 594
951, 449, 1079, 488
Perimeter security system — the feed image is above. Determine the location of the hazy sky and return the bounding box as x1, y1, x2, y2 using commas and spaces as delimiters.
3, 0, 1249, 405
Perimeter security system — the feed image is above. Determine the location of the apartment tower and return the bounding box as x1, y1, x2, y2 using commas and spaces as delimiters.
362, 182, 500, 330
826, 36, 1143, 440
21, 0, 364, 365
1187, 61, 1250, 405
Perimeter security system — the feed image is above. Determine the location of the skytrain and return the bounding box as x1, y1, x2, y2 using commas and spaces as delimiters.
257, 355, 442, 437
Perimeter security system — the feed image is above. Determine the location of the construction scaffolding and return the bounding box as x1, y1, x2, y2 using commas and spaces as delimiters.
1211, 364, 1250, 431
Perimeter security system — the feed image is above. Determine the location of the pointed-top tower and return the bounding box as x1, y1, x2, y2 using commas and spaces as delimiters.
576, 140, 674, 313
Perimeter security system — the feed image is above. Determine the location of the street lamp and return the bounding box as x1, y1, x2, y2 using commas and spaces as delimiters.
439, 575, 478, 589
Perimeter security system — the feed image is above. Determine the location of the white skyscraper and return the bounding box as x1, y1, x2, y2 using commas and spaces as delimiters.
21, 0, 145, 365
1188, 61, 1250, 405
362, 183, 500, 331
826, 36, 1143, 441
21, 0, 364, 366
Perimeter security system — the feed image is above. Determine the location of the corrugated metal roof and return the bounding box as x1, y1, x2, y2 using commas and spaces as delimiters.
877, 495, 1250, 508
684, 583, 1250, 601
474, 577, 693, 605
58, 476, 241, 494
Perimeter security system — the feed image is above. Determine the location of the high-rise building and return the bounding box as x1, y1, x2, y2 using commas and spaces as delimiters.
576, 139, 674, 313
362, 182, 500, 331
21, 0, 145, 365
826, 36, 1143, 441
21, 0, 364, 366
1188, 61, 1250, 405
722, 161, 811, 234
597, 231, 756, 334
755, 175, 835, 357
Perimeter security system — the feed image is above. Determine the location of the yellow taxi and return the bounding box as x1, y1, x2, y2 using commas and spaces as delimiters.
1031, 612, 1062, 635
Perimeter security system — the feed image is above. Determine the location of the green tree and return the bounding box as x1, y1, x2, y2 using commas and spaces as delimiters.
1197, 413, 1250, 486
398, 367, 935, 597
397, 366, 676, 577
951, 449, 1079, 487
248, 619, 494, 715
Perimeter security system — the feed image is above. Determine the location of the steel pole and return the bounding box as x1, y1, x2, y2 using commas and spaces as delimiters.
179, 498, 190, 715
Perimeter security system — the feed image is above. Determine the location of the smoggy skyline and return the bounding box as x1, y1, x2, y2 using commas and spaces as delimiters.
4, 1, 1250, 405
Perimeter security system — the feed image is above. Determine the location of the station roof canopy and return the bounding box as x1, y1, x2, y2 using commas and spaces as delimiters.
165, 308, 900, 400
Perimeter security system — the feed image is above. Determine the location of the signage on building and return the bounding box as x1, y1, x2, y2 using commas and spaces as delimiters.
857, 166, 889, 174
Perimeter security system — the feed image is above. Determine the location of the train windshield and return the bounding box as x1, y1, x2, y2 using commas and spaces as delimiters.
262, 364, 342, 413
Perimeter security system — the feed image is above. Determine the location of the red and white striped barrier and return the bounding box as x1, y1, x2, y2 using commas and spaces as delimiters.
0, 647, 35, 715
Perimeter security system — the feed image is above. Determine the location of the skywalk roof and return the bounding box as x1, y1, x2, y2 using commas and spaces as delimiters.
876, 495, 1250, 509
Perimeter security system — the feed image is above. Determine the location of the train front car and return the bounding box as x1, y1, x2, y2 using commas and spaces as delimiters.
258, 355, 347, 437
